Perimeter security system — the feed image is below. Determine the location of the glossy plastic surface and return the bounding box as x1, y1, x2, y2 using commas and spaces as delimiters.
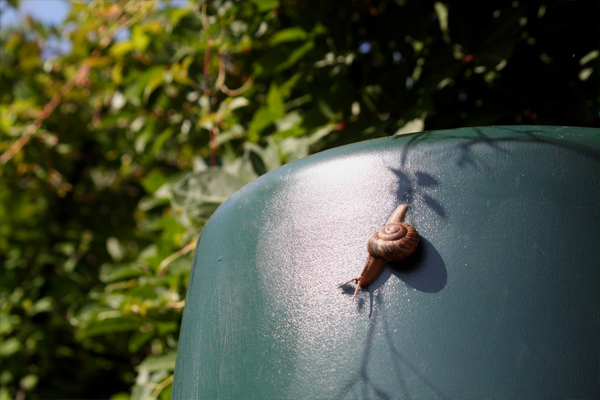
172, 126, 600, 399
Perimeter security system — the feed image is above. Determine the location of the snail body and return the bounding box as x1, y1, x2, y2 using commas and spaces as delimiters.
339, 204, 419, 300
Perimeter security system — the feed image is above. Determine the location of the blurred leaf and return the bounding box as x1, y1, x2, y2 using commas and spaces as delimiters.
266, 83, 285, 116
434, 2, 449, 35
280, 72, 302, 100
0, 387, 12, 400
137, 196, 170, 212
276, 40, 314, 72
394, 116, 426, 136
107, 237, 125, 262
248, 83, 285, 141
270, 27, 308, 46
250, 0, 279, 12
170, 45, 196, 62
219, 97, 249, 114
19, 375, 38, 391
0, 338, 21, 358
128, 330, 155, 353
144, 69, 165, 102
141, 170, 169, 194
156, 322, 178, 335
0, 316, 18, 336
78, 317, 144, 338
110, 41, 135, 57
317, 99, 337, 121
127, 66, 164, 105
166, 170, 246, 223
30, 297, 53, 315
150, 127, 174, 156
169, 7, 192, 27
100, 264, 145, 283
306, 123, 338, 145
136, 352, 177, 372
131, 26, 150, 52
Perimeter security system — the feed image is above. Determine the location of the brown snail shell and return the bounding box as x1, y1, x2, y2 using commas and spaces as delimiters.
339, 204, 419, 301
367, 222, 419, 261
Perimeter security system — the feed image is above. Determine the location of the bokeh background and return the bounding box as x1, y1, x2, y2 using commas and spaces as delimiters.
0, 0, 598, 399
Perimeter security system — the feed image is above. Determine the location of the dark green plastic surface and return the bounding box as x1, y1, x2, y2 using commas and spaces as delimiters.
172, 126, 600, 399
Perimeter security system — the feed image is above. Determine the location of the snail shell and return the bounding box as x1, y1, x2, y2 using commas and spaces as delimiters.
339, 204, 419, 301
367, 222, 419, 261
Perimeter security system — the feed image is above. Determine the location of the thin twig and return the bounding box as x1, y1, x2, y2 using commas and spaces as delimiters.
149, 374, 174, 400
0, 0, 133, 165
215, 54, 226, 90
216, 53, 254, 96
157, 241, 197, 275
0, 65, 83, 164
201, 3, 218, 166
203, 42, 212, 97
221, 75, 254, 97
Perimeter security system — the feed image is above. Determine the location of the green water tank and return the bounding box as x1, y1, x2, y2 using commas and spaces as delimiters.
172, 126, 600, 399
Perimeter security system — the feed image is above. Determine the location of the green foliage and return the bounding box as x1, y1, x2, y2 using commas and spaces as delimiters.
0, 0, 597, 398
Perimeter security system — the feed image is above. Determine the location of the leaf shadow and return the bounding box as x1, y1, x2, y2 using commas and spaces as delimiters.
336, 126, 600, 398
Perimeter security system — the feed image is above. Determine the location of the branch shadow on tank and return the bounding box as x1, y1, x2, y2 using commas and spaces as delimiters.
389, 167, 447, 220
173, 126, 600, 399
334, 293, 452, 400
395, 126, 599, 170
337, 126, 600, 399
373, 124, 600, 299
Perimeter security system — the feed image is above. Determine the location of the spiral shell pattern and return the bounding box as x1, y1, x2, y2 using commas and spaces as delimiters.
366, 222, 419, 261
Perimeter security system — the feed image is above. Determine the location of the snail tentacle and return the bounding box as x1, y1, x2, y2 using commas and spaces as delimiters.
386, 204, 408, 225
338, 277, 359, 289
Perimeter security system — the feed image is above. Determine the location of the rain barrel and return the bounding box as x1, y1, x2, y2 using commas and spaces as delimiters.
172, 126, 600, 399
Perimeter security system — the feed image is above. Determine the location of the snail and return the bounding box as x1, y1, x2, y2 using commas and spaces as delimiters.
339, 204, 419, 301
